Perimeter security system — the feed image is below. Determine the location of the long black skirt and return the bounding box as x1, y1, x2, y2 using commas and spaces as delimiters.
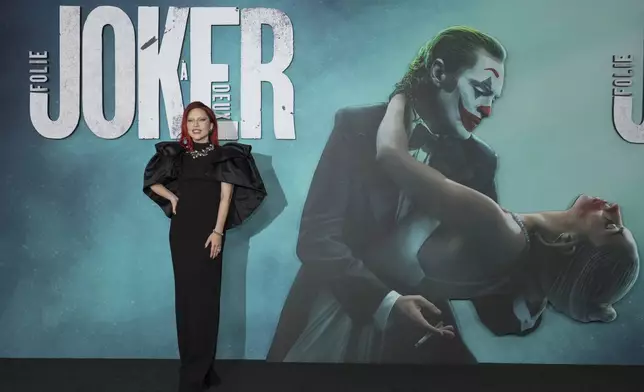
169, 179, 223, 392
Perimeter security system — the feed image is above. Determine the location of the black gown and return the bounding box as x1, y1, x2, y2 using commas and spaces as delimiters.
143, 141, 266, 392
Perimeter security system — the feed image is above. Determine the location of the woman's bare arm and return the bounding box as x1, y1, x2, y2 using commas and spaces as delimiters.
213, 182, 234, 234
150, 184, 177, 202
375, 94, 522, 247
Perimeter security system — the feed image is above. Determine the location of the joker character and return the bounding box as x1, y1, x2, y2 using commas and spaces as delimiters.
373, 92, 639, 356
268, 26, 516, 363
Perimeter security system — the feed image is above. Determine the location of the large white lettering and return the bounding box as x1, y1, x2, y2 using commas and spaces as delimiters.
138, 7, 189, 139
29, 6, 80, 139
29, 5, 296, 141
82, 6, 136, 139
612, 54, 644, 143
190, 7, 239, 140
241, 8, 295, 139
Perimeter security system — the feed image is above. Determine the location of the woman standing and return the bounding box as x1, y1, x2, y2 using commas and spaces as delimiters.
143, 101, 266, 391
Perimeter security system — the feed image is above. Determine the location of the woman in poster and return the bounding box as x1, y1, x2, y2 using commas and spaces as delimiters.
143, 101, 266, 392
373, 93, 640, 333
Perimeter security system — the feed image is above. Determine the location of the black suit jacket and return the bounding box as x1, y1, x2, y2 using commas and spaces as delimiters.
268, 103, 532, 361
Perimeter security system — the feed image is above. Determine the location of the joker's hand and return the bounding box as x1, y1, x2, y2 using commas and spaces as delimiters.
393, 295, 455, 338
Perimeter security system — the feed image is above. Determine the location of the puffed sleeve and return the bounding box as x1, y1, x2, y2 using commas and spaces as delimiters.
143, 142, 183, 218
210, 142, 267, 230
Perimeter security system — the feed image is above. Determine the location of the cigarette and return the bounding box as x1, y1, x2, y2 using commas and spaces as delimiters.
414, 321, 444, 348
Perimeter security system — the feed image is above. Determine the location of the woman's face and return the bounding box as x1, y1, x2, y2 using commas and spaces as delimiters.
186, 108, 213, 143
570, 194, 627, 247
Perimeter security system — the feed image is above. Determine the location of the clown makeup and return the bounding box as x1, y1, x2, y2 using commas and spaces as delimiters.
438, 50, 505, 139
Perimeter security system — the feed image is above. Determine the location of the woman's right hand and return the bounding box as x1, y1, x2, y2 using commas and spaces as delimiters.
170, 195, 179, 215
150, 184, 180, 215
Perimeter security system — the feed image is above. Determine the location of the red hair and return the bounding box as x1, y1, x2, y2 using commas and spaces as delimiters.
178, 101, 219, 150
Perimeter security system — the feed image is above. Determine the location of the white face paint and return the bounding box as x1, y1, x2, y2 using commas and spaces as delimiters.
438, 50, 505, 139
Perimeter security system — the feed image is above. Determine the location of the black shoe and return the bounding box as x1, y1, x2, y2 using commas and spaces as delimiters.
204, 369, 222, 388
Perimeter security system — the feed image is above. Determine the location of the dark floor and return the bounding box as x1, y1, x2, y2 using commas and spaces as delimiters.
1, 359, 643, 392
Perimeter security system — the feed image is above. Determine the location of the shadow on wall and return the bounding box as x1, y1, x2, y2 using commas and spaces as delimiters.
217, 153, 288, 359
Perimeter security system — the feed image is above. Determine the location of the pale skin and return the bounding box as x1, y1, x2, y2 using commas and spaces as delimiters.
150, 107, 234, 260
376, 93, 633, 337
415, 49, 505, 140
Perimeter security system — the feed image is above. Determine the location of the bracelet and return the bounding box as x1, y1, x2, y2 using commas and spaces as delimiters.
212, 230, 224, 237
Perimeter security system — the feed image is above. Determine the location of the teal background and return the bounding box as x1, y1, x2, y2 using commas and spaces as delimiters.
1, 0, 643, 364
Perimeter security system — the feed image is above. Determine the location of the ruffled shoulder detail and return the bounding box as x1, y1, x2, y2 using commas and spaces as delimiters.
154, 141, 184, 156
210, 142, 267, 229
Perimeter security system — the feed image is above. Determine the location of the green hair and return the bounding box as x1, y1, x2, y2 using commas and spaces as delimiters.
391, 26, 507, 100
